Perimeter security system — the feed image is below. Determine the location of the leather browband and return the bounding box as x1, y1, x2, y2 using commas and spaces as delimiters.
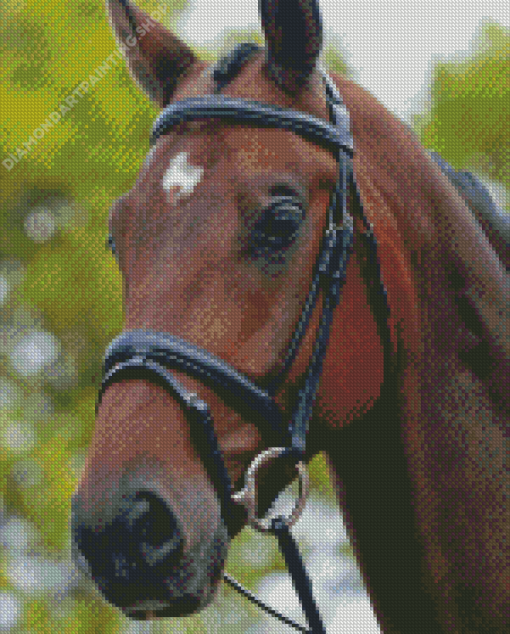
151, 95, 354, 157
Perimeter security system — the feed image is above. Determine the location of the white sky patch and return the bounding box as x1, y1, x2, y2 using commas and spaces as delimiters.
162, 151, 205, 205
177, 0, 509, 124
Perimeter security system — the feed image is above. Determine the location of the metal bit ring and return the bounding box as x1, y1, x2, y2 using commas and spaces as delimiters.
232, 447, 309, 533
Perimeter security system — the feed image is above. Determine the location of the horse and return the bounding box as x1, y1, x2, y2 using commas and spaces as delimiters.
71, 1, 509, 632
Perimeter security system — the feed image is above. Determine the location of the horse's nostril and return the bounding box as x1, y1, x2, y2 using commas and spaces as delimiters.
131, 492, 183, 566
72, 491, 184, 608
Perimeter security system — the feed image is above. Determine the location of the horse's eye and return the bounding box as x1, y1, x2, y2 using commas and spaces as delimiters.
106, 233, 116, 256
251, 196, 304, 252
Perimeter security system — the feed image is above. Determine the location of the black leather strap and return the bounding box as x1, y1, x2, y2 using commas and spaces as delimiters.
98, 355, 236, 521
99, 330, 288, 447
152, 95, 354, 156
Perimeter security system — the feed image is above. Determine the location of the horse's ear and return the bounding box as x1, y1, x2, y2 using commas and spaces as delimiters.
260, 0, 323, 93
106, 0, 202, 107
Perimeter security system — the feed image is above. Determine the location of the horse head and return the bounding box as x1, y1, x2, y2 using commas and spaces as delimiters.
71, 1, 509, 630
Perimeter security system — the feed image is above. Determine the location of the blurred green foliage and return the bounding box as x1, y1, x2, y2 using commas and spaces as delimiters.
414, 21, 509, 193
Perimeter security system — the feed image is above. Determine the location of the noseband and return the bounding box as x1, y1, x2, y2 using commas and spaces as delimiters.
99, 46, 392, 633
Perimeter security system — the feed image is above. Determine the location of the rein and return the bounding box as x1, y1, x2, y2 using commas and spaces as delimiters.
100, 48, 392, 632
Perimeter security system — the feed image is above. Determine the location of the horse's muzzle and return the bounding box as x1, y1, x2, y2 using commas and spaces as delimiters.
71, 489, 226, 618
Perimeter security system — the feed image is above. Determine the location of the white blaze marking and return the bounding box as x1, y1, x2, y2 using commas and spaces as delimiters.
162, 151, 204, 205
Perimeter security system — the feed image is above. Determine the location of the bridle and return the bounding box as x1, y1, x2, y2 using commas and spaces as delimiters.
99, 45, 393, 633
